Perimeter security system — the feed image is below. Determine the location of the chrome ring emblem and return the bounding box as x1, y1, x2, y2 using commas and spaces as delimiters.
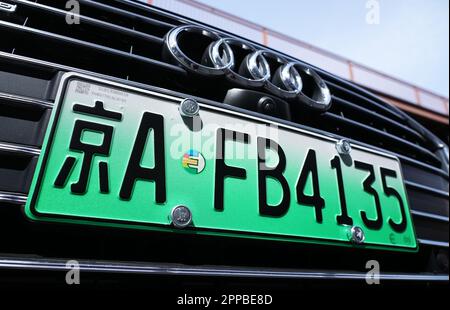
266, 57, 303, 99
293, 62, 332, 111
164, 24, 333, 109
165, 25, 234, 75
215, 38, 269, 88
205, 38, 234, 70
246, 50, 271, 82
280, 63, 303, 92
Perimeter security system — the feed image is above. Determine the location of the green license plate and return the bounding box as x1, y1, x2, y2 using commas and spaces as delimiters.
25, 73, 418, 251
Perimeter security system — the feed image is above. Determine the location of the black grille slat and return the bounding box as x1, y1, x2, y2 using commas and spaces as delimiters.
80, 0, 182, 28
407, 189, 449, 218
0, 92, 53, 109
320, 112, 442, 166
34, 0, 178, 40
413, 217, 449, 244
10, 0, 165, 62
0, 150, 37, 194
402, 159, 448, 186
405, 181, 449, 199
331, 96, 427, 144
412, 210, 449, 224
15, 0, 165, 47
0, 95, 51, 147
321, 72, 412, 122
325, 78, 442, 166
325, 80, 407, 124
0, 20, 186, 84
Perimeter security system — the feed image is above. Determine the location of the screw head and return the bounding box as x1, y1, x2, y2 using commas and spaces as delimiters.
179, 98, 200, 117
349, 226, 365, 245
170, 205, 193, 228
336, 139, 352, 155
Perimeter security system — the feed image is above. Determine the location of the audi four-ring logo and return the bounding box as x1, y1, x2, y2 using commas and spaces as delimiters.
164, 25, 332, 111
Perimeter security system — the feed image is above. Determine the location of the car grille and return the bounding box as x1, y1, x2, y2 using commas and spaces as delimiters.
0, 0, 448, 279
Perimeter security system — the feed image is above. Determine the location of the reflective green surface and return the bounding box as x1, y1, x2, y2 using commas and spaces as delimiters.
25, 75, 418, 251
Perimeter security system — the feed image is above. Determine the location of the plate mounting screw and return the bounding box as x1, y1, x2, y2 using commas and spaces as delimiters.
179, 98, 200, 117
349, 226, 365, 245
170, 205, 193, 228
336, 139, 352, 155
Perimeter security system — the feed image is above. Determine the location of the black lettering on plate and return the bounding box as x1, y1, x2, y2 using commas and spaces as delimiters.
54, 102, 122, 194
73, 100, 122, 121
99, 161, 109, 194
380, 168, 407, 233
120, 112, 166, 204
69, 120, 114, 194
354, 161, 383, 230
296, 149, 325, 223
54, 156, 77, 188
331, 156, 353, 226
257, 137, 290, 217
214, 128, 249, 211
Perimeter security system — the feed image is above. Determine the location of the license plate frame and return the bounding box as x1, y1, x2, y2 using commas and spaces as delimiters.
25, 73, 418, 252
